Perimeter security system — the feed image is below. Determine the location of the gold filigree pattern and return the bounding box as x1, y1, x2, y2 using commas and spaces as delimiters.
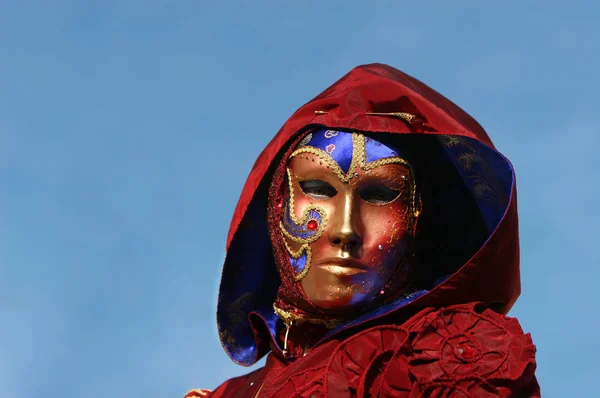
217, 291, 254, 355
290, 146, 357, 183
273, 303, 342, 328
362, 154, 411, 171
282, 236, 309, 258
388, 206, 409, 244
438, 135, 506, 209
282, 169, 328, 239
279, 168, 327, 280
219, 328, 236, 347
281, 238, 313, 281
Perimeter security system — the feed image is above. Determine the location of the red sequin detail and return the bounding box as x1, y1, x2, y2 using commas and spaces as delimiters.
307, 220, 318, 231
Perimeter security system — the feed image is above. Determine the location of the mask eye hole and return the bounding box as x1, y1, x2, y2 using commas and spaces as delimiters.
360, 184, 402, 205
299, 180, 337, 199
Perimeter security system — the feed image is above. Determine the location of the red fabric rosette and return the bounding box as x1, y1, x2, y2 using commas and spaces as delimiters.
403, 303, 539, 397
326, 325, 413, 397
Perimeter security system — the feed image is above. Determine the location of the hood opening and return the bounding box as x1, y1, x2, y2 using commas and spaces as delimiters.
217, 131, 514, 366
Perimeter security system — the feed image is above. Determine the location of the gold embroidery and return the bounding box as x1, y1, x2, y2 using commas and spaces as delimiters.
281, 238, 313, 281
273, 303, 341, 328
219, 328, 236, 347
218, 291, 254, 353
388, 206, 409, 244
290, 146, 356, 183
280, 168, 327, 280
352, 132, 367, 169
362, 155, 410, 171
282, 236, 308, 258
439, 135, 506, 208
283, 169, 328, 236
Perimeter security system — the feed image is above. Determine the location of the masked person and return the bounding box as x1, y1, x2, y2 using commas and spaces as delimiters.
185, 64, 539, 397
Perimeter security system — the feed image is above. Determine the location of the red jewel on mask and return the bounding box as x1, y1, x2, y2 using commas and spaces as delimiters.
307, 220, 318, 231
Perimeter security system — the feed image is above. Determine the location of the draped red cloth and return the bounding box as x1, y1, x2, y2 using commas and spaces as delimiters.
204, 304, 538, 397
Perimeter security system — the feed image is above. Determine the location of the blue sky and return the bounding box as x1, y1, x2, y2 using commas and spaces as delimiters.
0, 1, 598, 396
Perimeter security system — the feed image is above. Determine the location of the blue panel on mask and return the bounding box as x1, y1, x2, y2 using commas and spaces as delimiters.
302, 130, 354, 173
290, 251, 307, 275
365, 136, 400, 162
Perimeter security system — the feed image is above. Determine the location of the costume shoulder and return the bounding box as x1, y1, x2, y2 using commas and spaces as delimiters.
184, 364, 269, 398
325, 303, 540, 397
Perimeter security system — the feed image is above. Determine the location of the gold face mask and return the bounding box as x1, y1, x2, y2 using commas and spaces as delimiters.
279, 130, 420, 311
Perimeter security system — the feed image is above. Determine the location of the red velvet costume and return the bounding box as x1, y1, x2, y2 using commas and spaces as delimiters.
185, 64, 539, 397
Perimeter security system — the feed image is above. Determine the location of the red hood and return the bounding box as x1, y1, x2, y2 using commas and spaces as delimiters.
217, 63, 520, 366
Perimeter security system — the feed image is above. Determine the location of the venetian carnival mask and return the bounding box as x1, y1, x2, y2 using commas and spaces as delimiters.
279, 129, 420, 311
